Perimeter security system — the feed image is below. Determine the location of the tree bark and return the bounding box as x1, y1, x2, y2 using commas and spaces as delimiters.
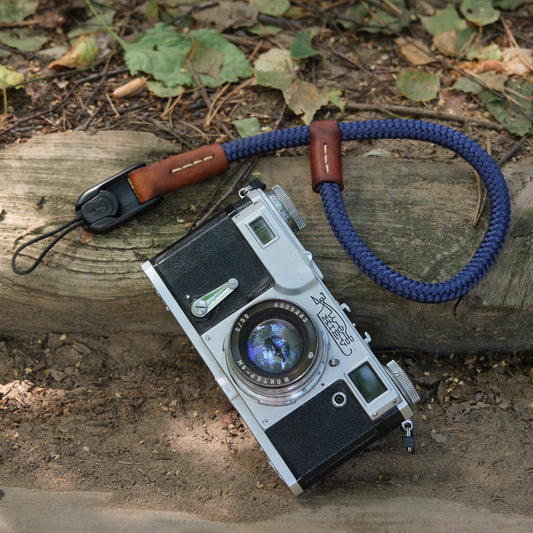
1, 131, 531, 354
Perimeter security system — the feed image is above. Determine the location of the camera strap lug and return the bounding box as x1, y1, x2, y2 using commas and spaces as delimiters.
401, 419, 415, 453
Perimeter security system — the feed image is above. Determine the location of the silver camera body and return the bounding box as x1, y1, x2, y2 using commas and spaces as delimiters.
142, 182, 419, 495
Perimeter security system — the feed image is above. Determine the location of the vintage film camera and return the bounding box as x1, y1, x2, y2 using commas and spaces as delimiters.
142, 181, 419, 495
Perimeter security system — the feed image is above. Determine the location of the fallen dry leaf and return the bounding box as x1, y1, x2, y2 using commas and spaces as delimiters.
458, 47, 533, 79
48, 35, 98, 70
501, 47, 533, 77
433, 31, 459, 57
77, 230, 94, 244
395, 37, 434, 65
442, 90, 467, 115
475, 59, 506, 74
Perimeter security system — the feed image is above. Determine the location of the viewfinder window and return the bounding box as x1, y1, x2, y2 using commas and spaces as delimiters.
249, 216, 276, 246
349, 363, 387, 403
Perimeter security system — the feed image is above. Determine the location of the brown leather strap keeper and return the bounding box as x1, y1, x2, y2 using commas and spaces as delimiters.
128, 144, 229, 204
309, 120, 343, 192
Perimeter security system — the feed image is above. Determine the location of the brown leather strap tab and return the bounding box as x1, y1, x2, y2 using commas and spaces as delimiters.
309, 120, 343, 192
128, 144, 229, 204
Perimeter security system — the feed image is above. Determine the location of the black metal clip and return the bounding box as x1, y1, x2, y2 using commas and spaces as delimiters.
75, 163, 162, 233
12, 164, 162, 275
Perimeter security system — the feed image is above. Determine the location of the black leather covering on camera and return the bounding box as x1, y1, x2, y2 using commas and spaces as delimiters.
150, 207, 274, 335
265, 380, 404, 489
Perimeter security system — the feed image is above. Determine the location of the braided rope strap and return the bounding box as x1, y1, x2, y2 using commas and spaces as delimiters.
222, 120, 511, 303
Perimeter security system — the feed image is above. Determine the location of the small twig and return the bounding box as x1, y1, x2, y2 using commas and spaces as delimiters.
0, 68, 127, 137
501, 17, 533, 73
497, 136, 530, 167
328, 46, 397, 95
105, 92, 120, 117
178, 120, 210, 143
205, 78, 256, 127
185, 59, 212, 111
205, 83, 232, 127
0, 43, 47, 60
160, 92, 184, 120
191, 103, 287, 229
2, 87, 7, 125
75, 101, 106, 131
72, 53, 116, 123
190, 157, 258, 229
327, 102, 502, 130
133, 116, 196, 149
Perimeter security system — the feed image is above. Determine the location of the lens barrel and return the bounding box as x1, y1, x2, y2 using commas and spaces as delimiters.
227, 300, 326, 404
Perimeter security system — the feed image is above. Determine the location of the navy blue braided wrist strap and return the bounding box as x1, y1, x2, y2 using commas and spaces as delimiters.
222, 119, 511, 303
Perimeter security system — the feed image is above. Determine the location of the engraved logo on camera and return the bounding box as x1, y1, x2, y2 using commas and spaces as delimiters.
312, 292, 354, 356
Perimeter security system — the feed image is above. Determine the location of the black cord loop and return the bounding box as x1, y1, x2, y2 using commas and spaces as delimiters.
11, 216, 84, 275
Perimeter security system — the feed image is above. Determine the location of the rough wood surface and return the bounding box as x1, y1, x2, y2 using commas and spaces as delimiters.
1, 131, 531, 354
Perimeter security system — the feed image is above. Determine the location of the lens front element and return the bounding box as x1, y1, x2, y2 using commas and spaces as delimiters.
228, 300, 325, 404
246, 318, 302, 374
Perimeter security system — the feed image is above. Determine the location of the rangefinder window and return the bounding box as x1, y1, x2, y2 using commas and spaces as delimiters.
349, 363, 387, 403
249, 216, 276, 246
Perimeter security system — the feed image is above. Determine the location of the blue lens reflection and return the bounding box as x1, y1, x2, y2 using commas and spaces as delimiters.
246, 318, 302, 374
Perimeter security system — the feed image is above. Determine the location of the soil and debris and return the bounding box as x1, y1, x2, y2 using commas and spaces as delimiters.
0, 334, 531, 522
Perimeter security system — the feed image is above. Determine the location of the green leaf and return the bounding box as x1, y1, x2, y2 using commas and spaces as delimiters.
396, 71, 440, 102
432, 28, 476, 57
146, 81, 184, 98
0, 29, 48, 53
422, 5, 468, 36
68, 8, 116, 39
0, 0, 38, 24
85, 2, 252, 92
191, 29, 252, 87
451, 77, 484, 95
290, 31, 319, 60
460, 0, 500, 26
124, 25, 252, 91
124, 23, 194, 87
282, 79, 329, 125
451, 72, 508, 96
189, 39, 225, 87
343, 0, 411, 35
254, 48, 296, 90
248, 24, 282, 36
233, 117, 261, 138
253, 0, 290, 16
479, 78, 532, 136
493, 0, 529, 10
465, 43, 502, 61
0, 64, 24, 89
328, 88, 346, 112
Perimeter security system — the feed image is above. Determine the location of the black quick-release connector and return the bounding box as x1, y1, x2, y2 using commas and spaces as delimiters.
75, 163, 162, 233
12, 164, 162, 275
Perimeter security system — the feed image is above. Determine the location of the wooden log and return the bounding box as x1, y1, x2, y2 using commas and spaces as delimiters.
0, 131, 531, 354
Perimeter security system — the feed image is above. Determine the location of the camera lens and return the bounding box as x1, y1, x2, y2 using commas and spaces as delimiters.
227, 300, 326, 404
246, 318, 302, 374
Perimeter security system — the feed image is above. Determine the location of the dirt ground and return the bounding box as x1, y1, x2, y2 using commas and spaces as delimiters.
0, 332, 532, 524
